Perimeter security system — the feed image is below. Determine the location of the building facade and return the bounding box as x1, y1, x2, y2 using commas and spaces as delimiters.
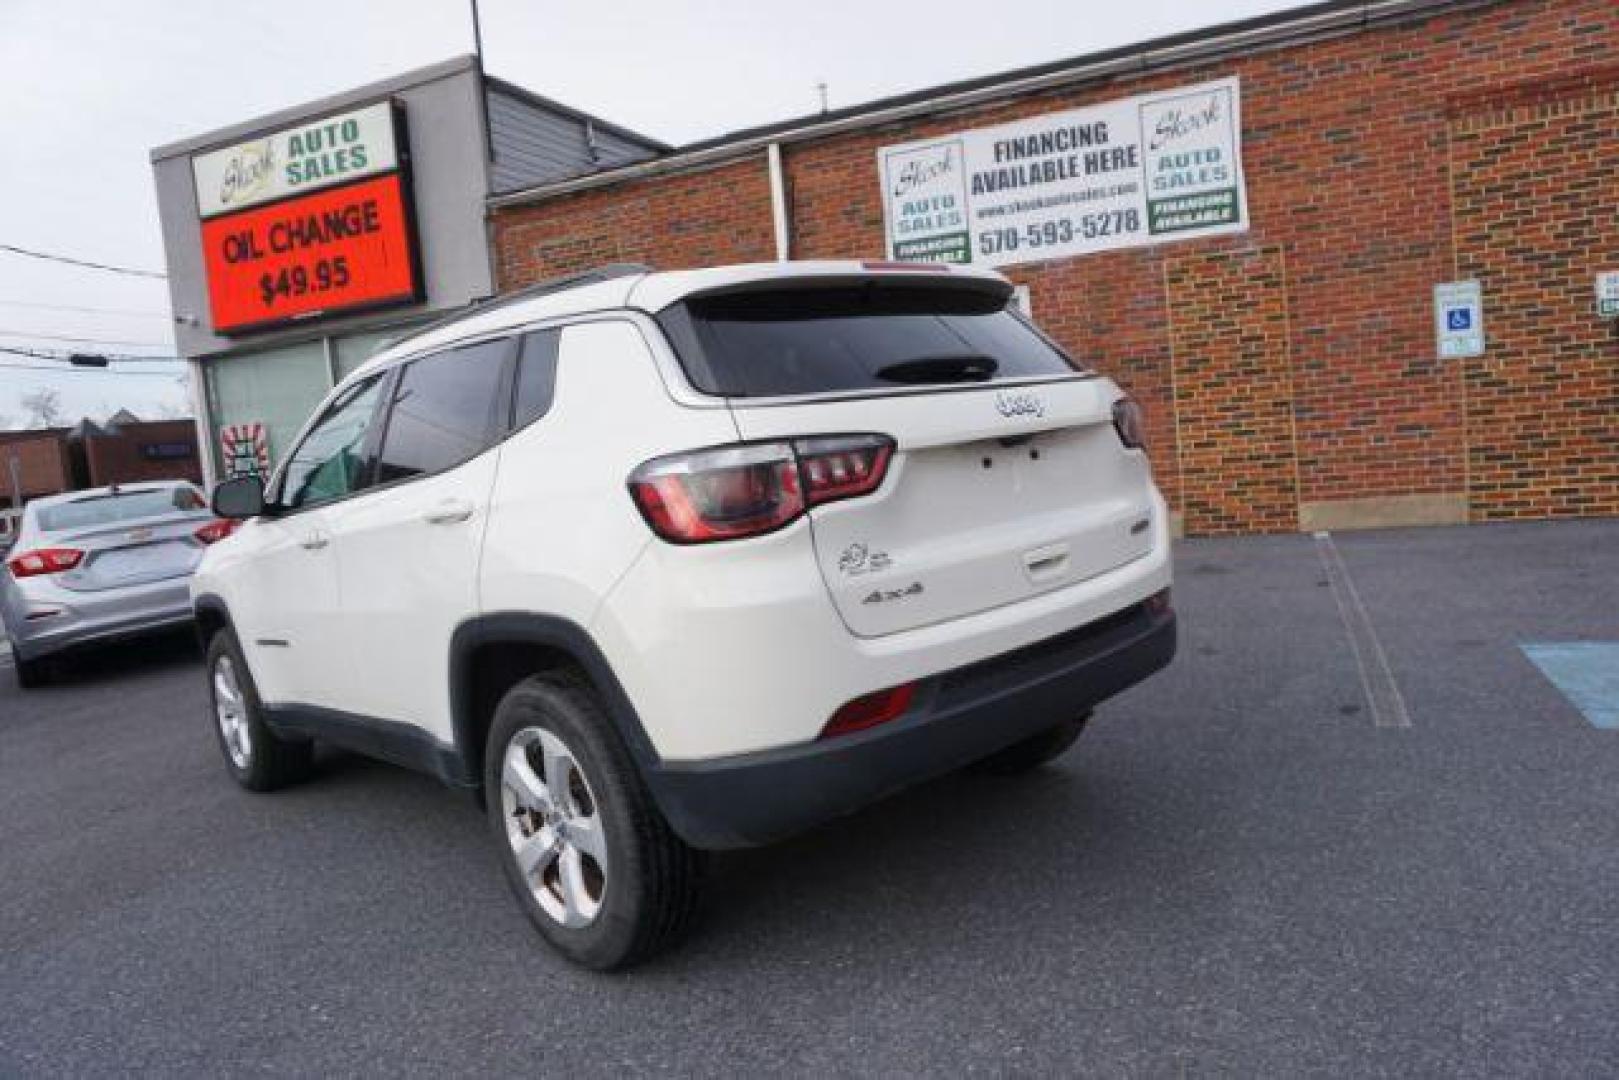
488, 0, 1618, 535
151, 56, 664, 484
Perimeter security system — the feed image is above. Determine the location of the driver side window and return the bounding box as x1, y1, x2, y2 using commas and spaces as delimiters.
279, 375, 385, 510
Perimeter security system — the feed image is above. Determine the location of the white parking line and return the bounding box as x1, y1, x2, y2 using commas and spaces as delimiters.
1314, 531, 1413, 729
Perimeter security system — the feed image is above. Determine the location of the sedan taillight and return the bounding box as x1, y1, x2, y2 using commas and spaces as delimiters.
628, 435, 894, 544
6, 547, 85, 578
194, 519, 238, 545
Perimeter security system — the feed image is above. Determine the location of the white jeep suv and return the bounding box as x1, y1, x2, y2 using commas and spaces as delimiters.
198, 260, 1176, 969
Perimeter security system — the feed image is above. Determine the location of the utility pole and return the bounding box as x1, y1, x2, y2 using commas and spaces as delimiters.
8, 455, 21, 513
469, 0, 486, 76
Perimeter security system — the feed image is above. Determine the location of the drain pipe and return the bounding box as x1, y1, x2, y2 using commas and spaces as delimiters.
767, 142, 790, 261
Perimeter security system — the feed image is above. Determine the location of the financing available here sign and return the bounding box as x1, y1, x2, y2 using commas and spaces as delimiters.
877, 77, 1248, 268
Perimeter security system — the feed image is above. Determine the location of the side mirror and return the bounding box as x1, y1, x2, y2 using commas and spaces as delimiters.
212, 476, 266, 519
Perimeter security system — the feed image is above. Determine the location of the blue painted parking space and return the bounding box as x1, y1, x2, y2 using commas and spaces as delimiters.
1521, 642, 1619, 729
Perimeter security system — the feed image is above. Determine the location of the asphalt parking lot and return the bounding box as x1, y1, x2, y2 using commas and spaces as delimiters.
2, 519, 1616, 1075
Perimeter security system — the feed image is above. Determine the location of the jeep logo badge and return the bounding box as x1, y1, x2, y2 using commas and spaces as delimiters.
995, 390, 1047, 419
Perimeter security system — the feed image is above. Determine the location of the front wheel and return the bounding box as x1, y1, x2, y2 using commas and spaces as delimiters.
485, 673, 704, 970
969, 712, 1091, 775
206, 630, 314, 792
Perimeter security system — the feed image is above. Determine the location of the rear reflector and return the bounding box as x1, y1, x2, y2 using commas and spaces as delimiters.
195, 519, 239, 545
820, 682, 918, 739
6, 548, 85, 578
628, 435, 894, 544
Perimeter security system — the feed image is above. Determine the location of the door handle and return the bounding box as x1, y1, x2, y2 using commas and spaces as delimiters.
422, 499, 474, 525
299, 533, 330, 551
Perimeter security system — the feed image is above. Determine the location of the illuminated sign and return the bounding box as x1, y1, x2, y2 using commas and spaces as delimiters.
191, 101, 401, 219
200, 172, 421, 333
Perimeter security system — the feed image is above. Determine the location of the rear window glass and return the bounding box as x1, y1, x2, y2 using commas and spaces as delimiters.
656, 285, 1082, 398
36, 488, 202, 531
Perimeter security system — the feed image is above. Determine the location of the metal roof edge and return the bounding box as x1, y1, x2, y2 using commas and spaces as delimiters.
482, 75, 674, 154
489, 0, 1499, 211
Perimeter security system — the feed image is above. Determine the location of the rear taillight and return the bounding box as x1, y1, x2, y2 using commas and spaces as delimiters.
821, 682, 918, 739
194, 519, 239, 545
1112, 396, 1146, 450
795, 435, 894, 508
6, 548, 85, 579
628, 435, 894, 544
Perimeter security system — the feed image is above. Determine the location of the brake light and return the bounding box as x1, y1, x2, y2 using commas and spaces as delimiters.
6, 548, 85, 578
628, 435, 894, 544
821, 682, 918, 739
1112, 396, 1147, 449
860, 260, 951, 273
194, 519, 238, 545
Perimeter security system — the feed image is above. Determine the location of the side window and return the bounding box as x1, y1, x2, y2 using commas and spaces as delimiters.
511, 330, 561, 430
280, 376, 386, 510
375, 339, 510, 485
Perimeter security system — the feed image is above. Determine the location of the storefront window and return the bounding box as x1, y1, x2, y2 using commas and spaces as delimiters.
205, 340, 331, 475
335, 326, 417, 380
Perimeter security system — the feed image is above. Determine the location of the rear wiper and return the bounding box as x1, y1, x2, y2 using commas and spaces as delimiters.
874, 354, 999, 384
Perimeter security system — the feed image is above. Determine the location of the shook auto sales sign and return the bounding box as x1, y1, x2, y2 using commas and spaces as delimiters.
878, 77, 1248, 268
192, 100, 421, 334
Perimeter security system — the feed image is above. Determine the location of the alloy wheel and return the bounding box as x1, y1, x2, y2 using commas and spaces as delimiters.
500, 726, 609, 929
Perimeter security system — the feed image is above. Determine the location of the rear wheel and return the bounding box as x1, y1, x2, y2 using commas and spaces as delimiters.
207, 630, 314, 792
970, 712, 1091, 775
485, 673, 704, 970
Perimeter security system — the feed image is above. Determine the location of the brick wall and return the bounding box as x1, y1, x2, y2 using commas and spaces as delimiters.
81, 421, 203, 488
491, 0, 1619, 534
0, 431, 74, 500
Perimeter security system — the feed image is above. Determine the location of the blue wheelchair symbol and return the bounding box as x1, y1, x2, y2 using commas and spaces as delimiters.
1446, 308, 1473, 331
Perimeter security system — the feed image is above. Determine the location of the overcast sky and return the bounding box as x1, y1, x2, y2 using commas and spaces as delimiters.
0, 0, 1298, 428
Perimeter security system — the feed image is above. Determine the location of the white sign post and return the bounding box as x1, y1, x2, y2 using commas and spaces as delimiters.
1434, 281, 1485, 359
1596, 272, 1619, 319
877, 78, 1248, 269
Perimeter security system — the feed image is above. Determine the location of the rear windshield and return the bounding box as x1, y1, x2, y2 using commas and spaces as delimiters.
35, 488, 203, 532
656, 285, 1083, 398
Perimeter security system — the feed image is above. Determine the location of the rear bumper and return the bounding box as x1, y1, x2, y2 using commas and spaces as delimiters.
646, 598, 1176, 849
3, 577, 195, 662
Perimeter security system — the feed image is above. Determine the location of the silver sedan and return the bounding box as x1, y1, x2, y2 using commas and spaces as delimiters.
1, 481, 232, 688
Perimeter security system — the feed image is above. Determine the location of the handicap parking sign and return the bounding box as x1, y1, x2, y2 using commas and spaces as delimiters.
1434, 281, 1484, 359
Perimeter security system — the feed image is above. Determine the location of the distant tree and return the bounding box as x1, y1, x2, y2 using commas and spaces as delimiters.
20, 387, 64, 428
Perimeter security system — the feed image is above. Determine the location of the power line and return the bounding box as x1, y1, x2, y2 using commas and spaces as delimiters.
0, 329, 175, 349
0, 298, 173, 319
0, 345, 186, 365
0, 362, 185, 379
0, 242, 166, 280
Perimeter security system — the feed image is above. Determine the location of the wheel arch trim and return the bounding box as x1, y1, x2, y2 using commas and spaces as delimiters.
449, 612, 664, 789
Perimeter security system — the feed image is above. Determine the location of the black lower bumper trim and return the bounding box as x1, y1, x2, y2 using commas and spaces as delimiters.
646, 601, 1177, 850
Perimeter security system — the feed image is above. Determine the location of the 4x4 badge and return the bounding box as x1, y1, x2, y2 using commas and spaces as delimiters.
862, 582, 924, 605
995, 390, 1047, 418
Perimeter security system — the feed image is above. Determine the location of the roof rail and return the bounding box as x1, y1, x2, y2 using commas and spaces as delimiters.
386, 263, 653, 352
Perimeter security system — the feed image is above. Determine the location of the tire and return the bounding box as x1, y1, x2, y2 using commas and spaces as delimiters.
484, 672, 704, 971
11, 652, 49, 689
206, 629, 314, 792
970, 712, 1091, 776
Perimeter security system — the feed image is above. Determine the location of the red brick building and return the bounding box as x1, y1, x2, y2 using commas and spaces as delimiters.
0, 419, 201, 505
489, 0, 1618, 535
